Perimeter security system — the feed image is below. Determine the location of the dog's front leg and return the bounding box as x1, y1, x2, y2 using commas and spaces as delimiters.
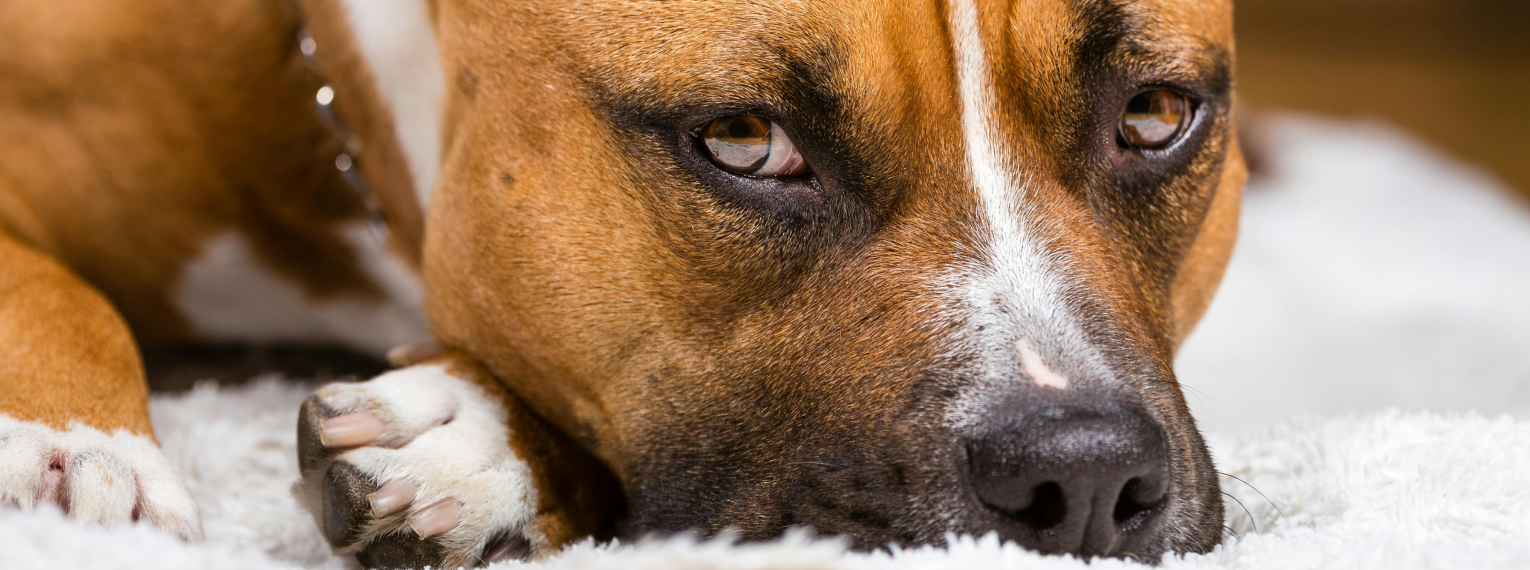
296, 350, 620, 568
0, 233, 201, 538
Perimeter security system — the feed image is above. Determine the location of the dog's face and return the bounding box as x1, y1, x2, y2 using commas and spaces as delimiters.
422, 0, 1242, 558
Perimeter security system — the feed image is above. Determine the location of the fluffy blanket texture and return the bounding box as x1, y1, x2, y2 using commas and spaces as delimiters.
3, 116, 1529, 569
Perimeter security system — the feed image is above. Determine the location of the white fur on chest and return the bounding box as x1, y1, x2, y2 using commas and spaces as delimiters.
339, 0, 445, 207
172, 0, 444, 356
174, 225, 431, 356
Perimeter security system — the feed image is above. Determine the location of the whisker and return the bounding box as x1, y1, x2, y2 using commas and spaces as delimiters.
1220, 472, 1289, 528
1176, 381, 1213, 405
1222, 524, 1241, 541
1221, 491, 1258, 534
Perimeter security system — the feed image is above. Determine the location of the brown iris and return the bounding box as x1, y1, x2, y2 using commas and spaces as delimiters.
1119, 90, 1191, 149
700, 116, 806, 176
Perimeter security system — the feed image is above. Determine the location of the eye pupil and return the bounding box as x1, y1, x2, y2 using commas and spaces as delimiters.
1119, 90, 1190, 149
727, 118, 753, 139
1126, 95, 1154, 114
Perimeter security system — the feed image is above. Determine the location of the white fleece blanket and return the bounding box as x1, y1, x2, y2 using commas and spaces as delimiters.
4, 116, 1529, 569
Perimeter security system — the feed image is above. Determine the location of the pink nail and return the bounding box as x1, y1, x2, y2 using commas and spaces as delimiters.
369, 479, 418, 517
484, 535, 532, 562
319, 413, 385, 447
386, 342, 443, 367
407, 498, 462, 538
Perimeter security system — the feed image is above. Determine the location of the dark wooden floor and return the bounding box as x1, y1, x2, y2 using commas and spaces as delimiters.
1236, 0, 1530, 197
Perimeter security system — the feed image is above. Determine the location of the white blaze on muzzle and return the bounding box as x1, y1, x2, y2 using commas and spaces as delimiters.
943, 0, 1106, 413
1018, 338, 1071, 390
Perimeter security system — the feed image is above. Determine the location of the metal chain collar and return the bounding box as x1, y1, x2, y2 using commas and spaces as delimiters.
296, 27, 390, 242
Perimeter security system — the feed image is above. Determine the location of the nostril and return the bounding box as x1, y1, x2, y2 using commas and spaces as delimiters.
1010, 481, 1067, 530
1111, 477, 1165, 529
969, 404, 1171, 555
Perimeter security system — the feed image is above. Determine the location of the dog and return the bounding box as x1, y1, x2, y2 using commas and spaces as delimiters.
0, 0, 1245, 566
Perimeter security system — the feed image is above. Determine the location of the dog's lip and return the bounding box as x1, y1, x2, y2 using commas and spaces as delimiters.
613, 425, 1185, 557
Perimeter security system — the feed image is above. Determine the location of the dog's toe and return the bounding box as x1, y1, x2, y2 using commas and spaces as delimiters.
296, 395, 338, 475
0, 416, 201, 540
356, 531, 449, 570
320, 462, 460, 569
322, 461, 379, 546
296, 364, 543, 569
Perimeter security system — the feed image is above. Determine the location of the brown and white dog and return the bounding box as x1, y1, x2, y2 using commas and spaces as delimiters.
0, 0, 1244, 566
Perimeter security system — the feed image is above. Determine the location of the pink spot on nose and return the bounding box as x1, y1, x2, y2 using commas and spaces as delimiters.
1017, 339, 1069, 389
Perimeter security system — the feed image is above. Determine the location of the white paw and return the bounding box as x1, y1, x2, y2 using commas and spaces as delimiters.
296, 364, 542, 568
0, 415, 201, 539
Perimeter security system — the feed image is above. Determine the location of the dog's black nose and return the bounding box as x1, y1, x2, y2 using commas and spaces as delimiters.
968, 404, 1169, 557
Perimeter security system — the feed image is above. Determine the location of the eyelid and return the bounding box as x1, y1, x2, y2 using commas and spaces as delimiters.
685, 104, 784, 134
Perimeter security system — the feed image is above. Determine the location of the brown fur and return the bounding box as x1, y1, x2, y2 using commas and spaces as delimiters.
0, 0, 392, 346
0, 231, 151, 435
0, 0, 415, 437
0, 0, 1243, 557
419, 0, 1242, 551
1171, 142, 1244, 347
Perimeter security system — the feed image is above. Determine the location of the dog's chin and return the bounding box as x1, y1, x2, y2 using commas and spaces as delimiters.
625, 492, 1206, 561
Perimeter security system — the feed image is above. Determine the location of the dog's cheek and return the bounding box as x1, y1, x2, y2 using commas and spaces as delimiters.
1168, 141, 1245, 346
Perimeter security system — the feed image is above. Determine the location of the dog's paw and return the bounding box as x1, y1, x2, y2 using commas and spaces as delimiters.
0, 415, 201, 539
296, 364, 543, 569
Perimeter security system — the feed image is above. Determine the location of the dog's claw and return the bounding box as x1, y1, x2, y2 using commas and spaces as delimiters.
321, 462, 469, 569
295, 365, 542, 569
483, 533, 533, 564
386, 342, 444, 367
405, 498, 462, 538
320, 413, 385, 448
370, 479, 418, 517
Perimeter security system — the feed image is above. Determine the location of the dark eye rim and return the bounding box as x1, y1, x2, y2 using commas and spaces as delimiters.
656, 108, 834, 220
1113, 86, 1201, 153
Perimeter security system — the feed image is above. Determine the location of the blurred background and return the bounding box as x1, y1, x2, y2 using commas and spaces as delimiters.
1236, 0, 1530, 198
1171, 0, 1530, 434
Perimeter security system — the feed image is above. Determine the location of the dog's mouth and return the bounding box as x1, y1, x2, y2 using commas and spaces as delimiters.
611, 383, 1217, 560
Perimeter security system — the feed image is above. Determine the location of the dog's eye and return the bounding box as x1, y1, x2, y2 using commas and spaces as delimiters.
700, 116, 807, 177
1118, 90, 1191, 149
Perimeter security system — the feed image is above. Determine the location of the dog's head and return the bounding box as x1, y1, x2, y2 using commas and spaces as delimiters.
411, 0, 1242, 558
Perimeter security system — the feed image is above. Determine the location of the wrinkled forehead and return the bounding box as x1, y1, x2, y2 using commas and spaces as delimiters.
553, 0, 1233, 120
